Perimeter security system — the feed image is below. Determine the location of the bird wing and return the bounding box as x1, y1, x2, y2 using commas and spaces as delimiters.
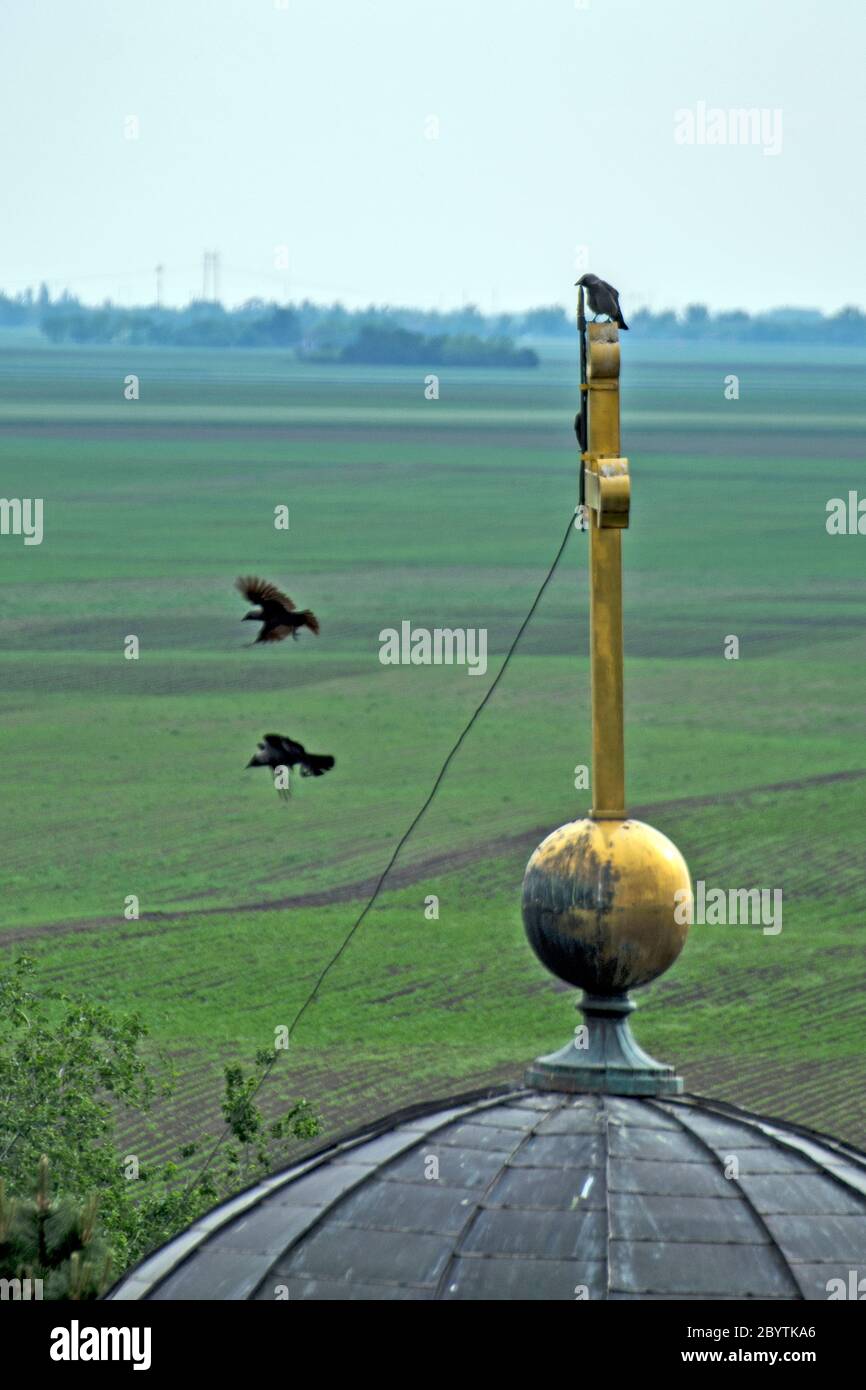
263, 733, 305, 759
235, 576, 296, 613
301, 756, 335, 778
256, 624, 293, 643
299, 753, 335, 777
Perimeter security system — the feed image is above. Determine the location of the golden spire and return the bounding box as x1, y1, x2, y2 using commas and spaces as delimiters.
520, 287, 693, 1096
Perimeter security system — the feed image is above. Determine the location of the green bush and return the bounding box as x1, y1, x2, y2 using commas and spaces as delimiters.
0, 956, 320, 1294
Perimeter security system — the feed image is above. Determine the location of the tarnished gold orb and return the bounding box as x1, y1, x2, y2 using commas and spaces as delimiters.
522, 818, 692, 994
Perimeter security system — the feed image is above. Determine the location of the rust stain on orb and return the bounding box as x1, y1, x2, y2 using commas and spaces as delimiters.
522, 818, 692, 994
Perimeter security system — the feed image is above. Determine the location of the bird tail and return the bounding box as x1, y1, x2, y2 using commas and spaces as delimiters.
300, 609, 320, 634
617, 311, 629, 331
300, 753, 335, 777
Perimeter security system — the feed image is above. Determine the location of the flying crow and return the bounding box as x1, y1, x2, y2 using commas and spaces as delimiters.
246, 733, 335, 800
235, 576, 320, 644
575, 274, 629, 330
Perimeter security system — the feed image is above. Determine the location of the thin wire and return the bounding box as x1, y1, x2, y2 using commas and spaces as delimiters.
286, 510, 577, 1036
180, 509, 577, 1202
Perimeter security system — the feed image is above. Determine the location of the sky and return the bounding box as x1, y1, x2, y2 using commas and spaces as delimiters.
1, 0, 863, 315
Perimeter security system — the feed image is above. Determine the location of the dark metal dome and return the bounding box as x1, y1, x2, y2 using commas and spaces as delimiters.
110, 1087, 866, 1302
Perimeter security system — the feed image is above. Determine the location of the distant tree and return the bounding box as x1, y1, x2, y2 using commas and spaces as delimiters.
0, 292, 32, 327
829, 305, 866, 342
683, 303, 710, 334
715, 310, 750, 331
240, 305, 301, 347
171, 313, 236, 347
68, 309, 118, 343
520, 306, 570, 336
341, 325, 428, 364
237, 297, 269, 315
16, 286, 866, 349
630, 309, 678, 337
340, 324, 536, 367
40, 312, 70, 342
451, 304, 485, 334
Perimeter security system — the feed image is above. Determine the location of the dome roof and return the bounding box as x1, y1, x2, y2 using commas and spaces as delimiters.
110, 1086, 866, 1302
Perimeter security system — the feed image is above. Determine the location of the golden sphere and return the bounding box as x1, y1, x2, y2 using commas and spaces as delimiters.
522, 818, 691, 993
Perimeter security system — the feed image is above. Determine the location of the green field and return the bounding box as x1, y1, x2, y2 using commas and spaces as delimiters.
1, 339, 864, 1169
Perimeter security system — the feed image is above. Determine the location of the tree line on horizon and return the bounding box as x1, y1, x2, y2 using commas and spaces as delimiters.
2, 284, 866, 353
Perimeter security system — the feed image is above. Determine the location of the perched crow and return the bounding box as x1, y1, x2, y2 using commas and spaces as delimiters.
575, 274, 629, 330
235, 576, 320, 644
246, 733, 335, 800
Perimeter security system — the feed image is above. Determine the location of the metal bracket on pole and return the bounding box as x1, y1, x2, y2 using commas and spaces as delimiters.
583, 456, 630, 529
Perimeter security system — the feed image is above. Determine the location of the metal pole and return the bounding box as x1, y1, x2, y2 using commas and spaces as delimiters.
576, 287, 588, 521
586, 324, 626, 819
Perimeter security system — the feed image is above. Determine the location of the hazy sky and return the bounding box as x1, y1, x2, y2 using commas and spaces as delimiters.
1, 0, 862, 314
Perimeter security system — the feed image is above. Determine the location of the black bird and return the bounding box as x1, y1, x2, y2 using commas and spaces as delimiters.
575, 274, 629, 330
246, 733, 335, 800
236, 576, 320, 644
